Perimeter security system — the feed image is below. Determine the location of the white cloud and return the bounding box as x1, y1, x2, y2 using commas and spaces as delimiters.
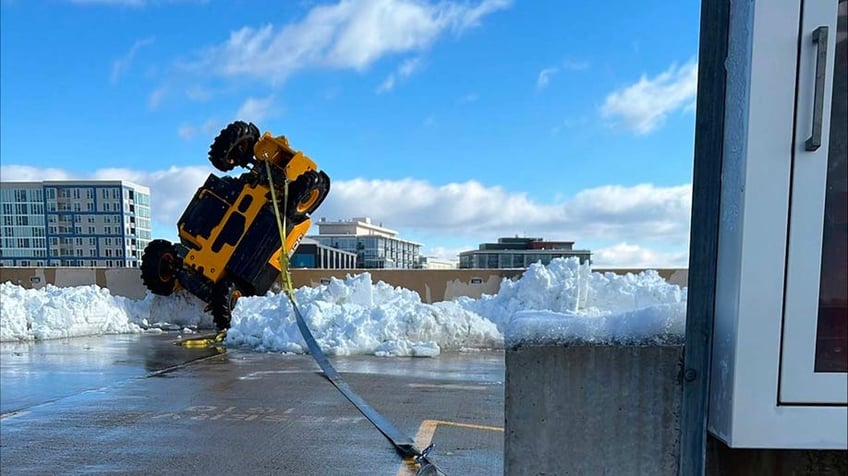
419, 245, 468, 261
536, 67, 557, 89
235, 95, 277, 123
203, 118, 223, 135
397, 57, 421, 76
537, 59, 588, 90
0, 165, 77, 181
185, 0, 510, 84
185, 85, 213, 102
592, 242, 688, 268
453, 0, 510, 29
376, 56, 422, 93
458, 92, 479, 104
1, 164, 691, 267
561, 59, 589, 71
177, 125, 195, 140
148, 86, 167, 109
177, 118, 220, 140
376, 75, 396, 93
317, 179, 692, 247
600, 58, 698, 134
111, 37, 155, 84
551, 116, 587, 135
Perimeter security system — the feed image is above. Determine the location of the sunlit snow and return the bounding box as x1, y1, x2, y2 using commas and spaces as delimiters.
0, 258, 688, 355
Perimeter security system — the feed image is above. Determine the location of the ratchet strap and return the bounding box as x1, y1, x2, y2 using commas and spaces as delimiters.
175, 330, 227, 348
263, 160, 444, 475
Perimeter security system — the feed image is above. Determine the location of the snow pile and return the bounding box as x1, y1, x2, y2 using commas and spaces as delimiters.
506, 304, 686, 346
140, 290, 215, 330
0, 282, 142, 341
0, 283, 215, 342
0, 257, 689, 352
457, 258, 687, 345
226, 273, 502, 356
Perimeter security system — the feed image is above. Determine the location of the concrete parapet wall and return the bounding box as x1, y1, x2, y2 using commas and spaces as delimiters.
505, 344, 684, 475
290, 269, 526, 302
0, 267, 528, 302
1, 267, 109, 290
0, 267, 688, 303
596, 268, 689, 288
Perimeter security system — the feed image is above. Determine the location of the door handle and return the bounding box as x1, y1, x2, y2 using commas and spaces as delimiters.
805, 26, 828, 152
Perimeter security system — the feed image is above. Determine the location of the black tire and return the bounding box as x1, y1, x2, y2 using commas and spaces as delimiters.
286, 170, 330, 220
140, 239, 179, 296
208, 121, 260, 172
209, 280, 243, 330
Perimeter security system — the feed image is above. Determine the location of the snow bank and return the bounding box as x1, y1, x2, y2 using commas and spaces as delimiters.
0, 257, 689, 352
0, 282, 142, 341
506, 304, 687, 346
457, 258, 686, 333
225, 273, 503, 356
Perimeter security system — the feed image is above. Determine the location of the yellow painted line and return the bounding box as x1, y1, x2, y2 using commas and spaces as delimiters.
395, 419, 504, 476
428, 420, 504, 432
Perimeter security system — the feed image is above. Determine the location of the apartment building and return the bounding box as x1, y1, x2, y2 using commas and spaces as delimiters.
0, 180, 152, 267
458, 236, 592, 269
309, 217, 421, 269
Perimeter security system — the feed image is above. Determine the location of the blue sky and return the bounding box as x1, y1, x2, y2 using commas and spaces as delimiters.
0, 0, 701, 267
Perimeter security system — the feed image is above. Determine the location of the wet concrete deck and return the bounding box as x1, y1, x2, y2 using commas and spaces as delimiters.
0, 334, 504, 475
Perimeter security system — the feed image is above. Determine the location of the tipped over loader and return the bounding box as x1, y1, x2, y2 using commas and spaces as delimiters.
140, 121, 330, 329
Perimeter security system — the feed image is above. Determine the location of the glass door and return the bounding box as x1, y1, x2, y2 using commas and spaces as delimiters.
780, 0, 847, 405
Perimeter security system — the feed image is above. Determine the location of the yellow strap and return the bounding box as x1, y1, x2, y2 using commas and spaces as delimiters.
176, 330, 227, 348
263, 160, 295, 299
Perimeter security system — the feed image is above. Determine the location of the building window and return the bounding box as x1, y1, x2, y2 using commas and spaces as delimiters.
487, 254, 498, 268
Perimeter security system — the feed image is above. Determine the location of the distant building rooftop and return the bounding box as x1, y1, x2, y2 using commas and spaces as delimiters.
460, 236, 591, 269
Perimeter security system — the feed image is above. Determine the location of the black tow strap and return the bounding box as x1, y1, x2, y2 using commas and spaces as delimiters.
287, 294, 444, 475
261, 157, 443, 474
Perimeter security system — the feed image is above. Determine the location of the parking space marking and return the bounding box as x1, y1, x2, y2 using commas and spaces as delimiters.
408, 383, 491, 391
138, 405, 362, 425
396, 419, 504, 476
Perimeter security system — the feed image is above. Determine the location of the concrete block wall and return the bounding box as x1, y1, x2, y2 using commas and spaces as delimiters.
290, 268, 526, 302
0, 267, 530, 303
504, 344, 684, 475
0, 267, 688, 303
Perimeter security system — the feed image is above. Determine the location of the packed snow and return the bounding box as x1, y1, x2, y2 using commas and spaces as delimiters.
457, 258, 687, 345
0, 258, 688, 355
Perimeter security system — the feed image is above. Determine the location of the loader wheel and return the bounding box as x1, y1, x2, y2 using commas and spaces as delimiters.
287, 170, 330, 219
140, 239, 179, 296
209, 280, 243, 330
209, 121, 260, 172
